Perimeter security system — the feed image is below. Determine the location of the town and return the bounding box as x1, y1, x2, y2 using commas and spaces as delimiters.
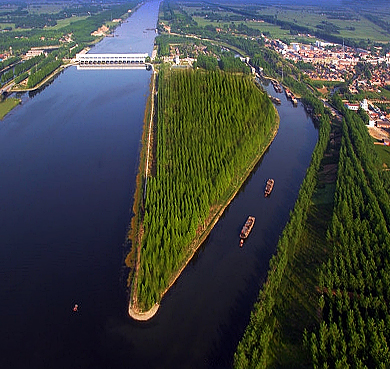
270, 37, 390, 132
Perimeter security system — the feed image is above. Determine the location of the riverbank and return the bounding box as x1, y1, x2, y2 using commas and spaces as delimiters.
10, 63, 74, 93
128, 74, 280, 320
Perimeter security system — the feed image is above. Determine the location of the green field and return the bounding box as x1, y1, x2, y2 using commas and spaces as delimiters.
355, 88, 390, 101
27, 3, 66, 15
182, 3, 390, 44
47, 16, 88, 30
374, 144, 390, 169
0, 98, 20, 120
260, 6, 389, 42
191, 15, 314, 43
247, 20, 314, 42
0, 23, 16, 30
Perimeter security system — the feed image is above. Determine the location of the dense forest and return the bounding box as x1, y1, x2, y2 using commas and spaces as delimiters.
130, 69, 277, 311
308, 97, 390, 368
146, 0, 390, 365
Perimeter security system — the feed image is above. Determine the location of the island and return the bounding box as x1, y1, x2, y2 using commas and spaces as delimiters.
126, 65, 279, 319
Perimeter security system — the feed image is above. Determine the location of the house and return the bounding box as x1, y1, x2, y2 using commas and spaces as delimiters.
376, 120, 390, 129
345, 102, 359, 111
344, 99, 368, 111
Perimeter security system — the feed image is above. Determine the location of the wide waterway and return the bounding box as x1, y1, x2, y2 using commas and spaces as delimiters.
0, 1, 318, 368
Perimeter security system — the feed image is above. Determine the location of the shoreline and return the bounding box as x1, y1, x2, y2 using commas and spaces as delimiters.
0, 97, 21, 120
127, 67, 157, 319
128, 85, 280, 320
10, 63, 74, 93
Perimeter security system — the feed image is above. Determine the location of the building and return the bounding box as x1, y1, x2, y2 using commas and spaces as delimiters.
376, 121, 390, 129
291, 43, 300, 52
345, 102, 360, 111
344, 99, 369, 111
360, 99, 368, 111
25, 48, 44, 59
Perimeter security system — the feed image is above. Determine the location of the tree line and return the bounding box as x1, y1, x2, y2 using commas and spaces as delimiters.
0, 54, 45, 87
27, 58, 62, 88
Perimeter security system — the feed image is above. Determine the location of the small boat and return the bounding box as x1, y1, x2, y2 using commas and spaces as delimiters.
239, 216, 255, 247
73, 304, 78, 312
264, 178, 274, 197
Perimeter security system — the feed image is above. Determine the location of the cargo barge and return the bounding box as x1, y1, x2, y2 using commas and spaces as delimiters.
271, 79, 283, 93
239, 216, 255, 247
268, 95, 281, 105
284, 88, 298, 106
264, 178, 274, 197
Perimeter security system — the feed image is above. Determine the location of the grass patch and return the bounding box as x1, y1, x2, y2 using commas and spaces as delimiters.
0, 23, 16, 30
354, 88, 390, 101
265, 119, 339, 368
272, 6, 388, 42
246, 21, 298, 40
269, 204, 332, 368
27, 4, 65, 14
312, 183, 336, 205
267, 167, 336, 368
0, 98, 20, 120
374, 144, 390, 169
48, 16, 88, 30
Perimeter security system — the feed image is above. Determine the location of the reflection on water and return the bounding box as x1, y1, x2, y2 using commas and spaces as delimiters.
77, 65, 149, 70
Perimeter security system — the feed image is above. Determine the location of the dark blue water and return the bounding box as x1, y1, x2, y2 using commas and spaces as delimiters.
0, 1, 318, 368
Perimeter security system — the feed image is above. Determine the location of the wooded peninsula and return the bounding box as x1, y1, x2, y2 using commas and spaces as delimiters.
126, 67, 279, 317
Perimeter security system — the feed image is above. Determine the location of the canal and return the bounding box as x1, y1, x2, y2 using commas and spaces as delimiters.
0, 1, 318, 368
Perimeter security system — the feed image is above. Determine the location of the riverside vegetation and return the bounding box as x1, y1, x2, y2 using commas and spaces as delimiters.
127, 67, 278, 312
233, 86, 332, 368
233, 92, 390, 368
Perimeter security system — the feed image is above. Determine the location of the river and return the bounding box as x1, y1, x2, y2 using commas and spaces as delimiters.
0, 1, 318, 368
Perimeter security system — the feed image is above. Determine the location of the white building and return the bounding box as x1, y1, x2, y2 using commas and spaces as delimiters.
315, 40, 335, 48
360, 99, 368, 112
291, 43, 300, 52
345, 102, 359, 111
344, 99, 369, 112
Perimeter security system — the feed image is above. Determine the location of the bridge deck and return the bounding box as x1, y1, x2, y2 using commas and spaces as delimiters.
76, 53, 148, 65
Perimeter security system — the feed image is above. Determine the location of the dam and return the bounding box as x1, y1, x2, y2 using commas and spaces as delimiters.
75, 53, 148, 65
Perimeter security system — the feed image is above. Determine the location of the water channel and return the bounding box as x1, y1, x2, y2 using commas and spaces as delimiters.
0, 1, 318, 368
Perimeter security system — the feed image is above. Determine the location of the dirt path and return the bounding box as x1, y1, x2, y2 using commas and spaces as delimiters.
129, 302, 160, 320
368, 126, 389, 141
